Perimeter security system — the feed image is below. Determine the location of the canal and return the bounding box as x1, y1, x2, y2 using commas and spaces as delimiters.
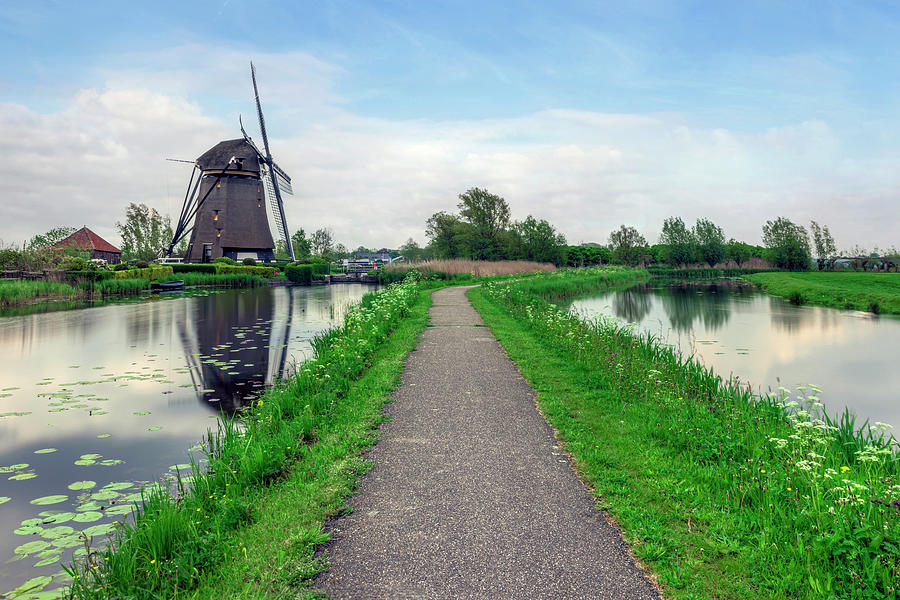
570, 279, 900, 429
0, 283, 375, 597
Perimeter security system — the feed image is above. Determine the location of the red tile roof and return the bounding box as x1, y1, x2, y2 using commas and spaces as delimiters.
54, 227, 121, 254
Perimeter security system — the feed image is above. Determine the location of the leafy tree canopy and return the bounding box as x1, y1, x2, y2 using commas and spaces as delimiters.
116, 204, 173, 262
762, 217, 811, 271
608, 225, 647, 266
27, 226, 77, 250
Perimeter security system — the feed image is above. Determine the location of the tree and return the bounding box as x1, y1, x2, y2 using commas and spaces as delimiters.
116, 203, 173, 262
809, 221, 837, 259
27, 226, 77, 250
332, 243, 350, 259
693, 218, 726, 267
762, 217, 811, 271
425, 211, 472, 259
291, 229, 312, 260
608, 225, 647, 266
726, 239, 753, 267
399, 238, 424, 262
658, 217, 695, 266
310, 228, 334, 257
457, 187, 511, 260
512, 215, 567, 265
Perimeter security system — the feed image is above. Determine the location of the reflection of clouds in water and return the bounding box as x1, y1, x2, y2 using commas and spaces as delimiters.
570, 282, 900, 429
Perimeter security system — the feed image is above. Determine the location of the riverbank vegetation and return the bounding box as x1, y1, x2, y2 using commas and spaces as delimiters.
63, 277, 429, 599
745, 271, 900, 315
469, 268, 899, 600
378, 258, 556, 284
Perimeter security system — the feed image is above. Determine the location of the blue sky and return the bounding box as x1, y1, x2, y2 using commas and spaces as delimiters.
1, 1, 898, 250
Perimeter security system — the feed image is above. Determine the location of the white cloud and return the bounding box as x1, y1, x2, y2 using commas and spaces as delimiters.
1, 48, 898, 253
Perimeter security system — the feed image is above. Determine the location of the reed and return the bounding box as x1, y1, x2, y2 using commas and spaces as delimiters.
384, 258, 556, 277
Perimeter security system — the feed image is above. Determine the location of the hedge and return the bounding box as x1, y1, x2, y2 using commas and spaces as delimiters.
172, 264, 276, 277
111, 266, 174, 280
65, 270, 113, 283
285, 264, 313, 284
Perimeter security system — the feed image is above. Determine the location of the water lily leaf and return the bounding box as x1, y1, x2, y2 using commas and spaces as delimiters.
71, 511, 102, 523
76, 501, 102, 512
34, 551, 63, 567
169, 464, 192, 471
2, 386, 20, 391
68, 480, 96, 490
91, 489, 120, 501
101, 482, 133, 491
14, 539, 51, 555
80, 454, 102, 460
9, 472, 37, 480
21, 518, 43, 526
50, 533, 82, 548
34, 448, 58, 454
1, 463, 29, 473
15, 523, 44, 535
105, 504, 135, 516
0, 393, 12, 398
40, 525, 75, 540
11, 574, 53, 593
0, 496, 10, 504
74, 459, 96, 466
99, 459, 124, 466
0, 411, 33, 417
82, 523, 116, 537
96, 433, 111, 438
133, 411, 151, 416
42, 512, 76, 524
30, 495, 68, 506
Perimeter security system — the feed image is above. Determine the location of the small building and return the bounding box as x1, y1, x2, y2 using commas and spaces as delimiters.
355, 248, 395, 263
53, 227, 122, 264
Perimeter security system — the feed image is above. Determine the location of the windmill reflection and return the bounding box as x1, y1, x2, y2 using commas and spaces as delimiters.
178, 288, 293, 414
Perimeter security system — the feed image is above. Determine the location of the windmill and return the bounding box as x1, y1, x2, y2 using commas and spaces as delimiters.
164, 62, 295, 262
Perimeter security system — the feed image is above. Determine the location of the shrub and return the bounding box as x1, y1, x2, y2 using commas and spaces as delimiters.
65, 270, 113, 283
242, 257, 257, 266
111, 266, 173, 281
61, 256, 93, 271
214, 265, 276, 278
213, 257, 237, 265
135, 260, 150, 269
285, 264, 313, 284
172, 264, 218, 274
113, 263, 130, 271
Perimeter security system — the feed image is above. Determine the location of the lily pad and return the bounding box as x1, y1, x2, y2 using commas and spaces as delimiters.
14, 539, 51, 555
11, 574, 53, 594
0, 496, 10, 504
30, 495, 68, 506
68, 480, 96, 490
40, 525, 75, 540
99, 459, 124, 466
0, 463, 29, 473
71, 511, 103, 523
0, 411, 33, 417
34, 552, 63, 567
96, 433, 111, 438
9, 472, 37, 480
82, 523, 116, 537
15, 523, 44, 535
105, 504, 135, 516
42, 512, 76, 524
34, 448, 58, 454
101, 482, 133, 491
133, 411, 151, 416
91, 489, 120, 501
51, 533, 82, 548
74, 459, 96, 466
169, 463, 192, 471
148, 426, 162, 431
80, 454, 102, 460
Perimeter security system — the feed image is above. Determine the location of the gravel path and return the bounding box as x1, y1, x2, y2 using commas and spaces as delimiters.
316, 286, 660, 599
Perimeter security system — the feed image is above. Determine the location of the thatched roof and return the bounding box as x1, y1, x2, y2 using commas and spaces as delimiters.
196, 139, 262, 173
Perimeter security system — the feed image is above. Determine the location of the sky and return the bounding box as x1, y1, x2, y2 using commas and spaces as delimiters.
1, 0, 898, 252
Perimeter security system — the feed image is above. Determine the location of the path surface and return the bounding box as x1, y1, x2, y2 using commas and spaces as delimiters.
317, 286, 660, 600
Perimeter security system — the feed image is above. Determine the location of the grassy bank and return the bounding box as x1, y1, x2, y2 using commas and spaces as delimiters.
63, 277, 430, 599
469, 269, 899, 600
744, 271, 900, 314
0, 273, 266, 310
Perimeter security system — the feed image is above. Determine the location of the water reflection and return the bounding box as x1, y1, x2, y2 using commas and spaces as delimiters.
570, 281, 900, 430
0, 284, 374, 596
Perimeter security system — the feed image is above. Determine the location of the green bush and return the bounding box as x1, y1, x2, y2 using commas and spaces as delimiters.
113, 263, 130, 271
65, 270, 113, 282
61, 256, 94, 271
285, 264, 313, 284
172, 264, 218, 274
214, 265, 276, 278
213, 257, 237, 265
135, 260, 150, 269
242, 257, 257, 266
111, 266, 173, 280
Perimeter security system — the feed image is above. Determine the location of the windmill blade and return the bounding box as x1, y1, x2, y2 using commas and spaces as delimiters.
250, 61, 294, 261
275, 170, 293, 196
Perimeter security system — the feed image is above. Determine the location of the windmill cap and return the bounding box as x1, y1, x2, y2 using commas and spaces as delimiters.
197, 139, 261, 174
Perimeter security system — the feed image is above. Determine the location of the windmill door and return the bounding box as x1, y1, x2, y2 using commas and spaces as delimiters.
202, 244, 213, 263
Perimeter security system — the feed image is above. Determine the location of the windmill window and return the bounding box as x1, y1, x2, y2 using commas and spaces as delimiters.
216, 182, 221, 188
216, 229, 222, 238
213, 210, 219, 222
257, 199, 262, 208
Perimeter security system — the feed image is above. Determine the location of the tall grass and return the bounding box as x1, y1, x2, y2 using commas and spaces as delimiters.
477, 269, 900, 599
0, 280, 80, 306
746, 271, 900, 315
384, 258, 556, 277
160, 272, 265, 288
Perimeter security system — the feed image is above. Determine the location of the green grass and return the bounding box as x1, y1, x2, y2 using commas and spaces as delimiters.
745, 271, 900, 314
0, 280, 81, 307
63, 277, 430, 599
160, 272, 267, 288
469, 270, 899, 600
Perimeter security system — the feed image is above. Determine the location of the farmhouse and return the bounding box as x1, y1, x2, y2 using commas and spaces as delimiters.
53, 227, 122, 264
